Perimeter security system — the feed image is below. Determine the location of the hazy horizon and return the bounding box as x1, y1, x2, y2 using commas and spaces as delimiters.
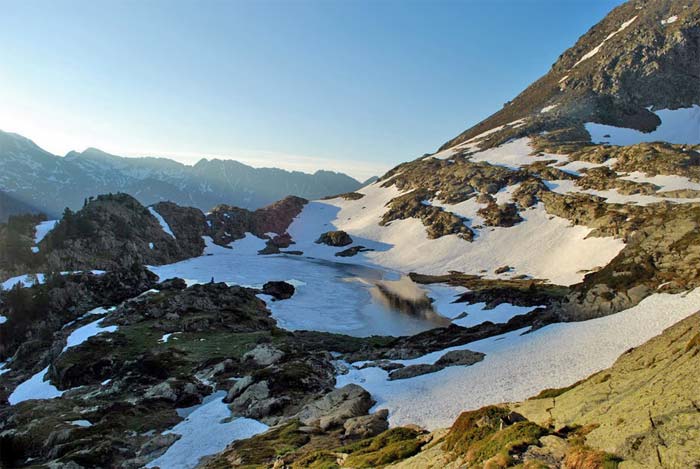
1, 0, 624, 180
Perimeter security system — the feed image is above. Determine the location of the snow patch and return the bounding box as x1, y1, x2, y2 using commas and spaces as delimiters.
337, 288, 700, 429
585, 106, 700, 146
62, 318, 118, 353
145, 391, 268, 469
661, 15, 678, 25
33, 220, 58, 251
149, 206, 175, 237
8, 367, 63, 405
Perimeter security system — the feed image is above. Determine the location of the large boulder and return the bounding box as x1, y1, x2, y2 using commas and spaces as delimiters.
297, 384, 374, 430
315, 230, 353, 247
262, 281, 295, 300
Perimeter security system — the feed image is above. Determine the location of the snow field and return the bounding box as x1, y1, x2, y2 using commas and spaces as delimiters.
336, 288, 700, 429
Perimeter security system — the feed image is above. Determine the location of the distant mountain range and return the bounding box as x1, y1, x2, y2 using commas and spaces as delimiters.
0, 130, 368, 220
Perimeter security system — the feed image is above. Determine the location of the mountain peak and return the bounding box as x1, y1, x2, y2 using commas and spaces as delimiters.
439, 0, 700, 152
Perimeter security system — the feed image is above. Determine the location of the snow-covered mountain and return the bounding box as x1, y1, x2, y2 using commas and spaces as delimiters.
0, 131, 364, 220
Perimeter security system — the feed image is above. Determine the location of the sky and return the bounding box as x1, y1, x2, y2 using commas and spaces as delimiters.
0, 0, 625, 180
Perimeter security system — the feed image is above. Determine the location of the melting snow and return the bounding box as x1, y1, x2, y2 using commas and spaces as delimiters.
68, 420, 93, 427
2, 273, 45, 290
337, 288, 700, 429
545, 179, 700, 205
145, 391, 268, 469
585, 106, 700, 145
467, 138, 568, 170
540, 104, 559, 113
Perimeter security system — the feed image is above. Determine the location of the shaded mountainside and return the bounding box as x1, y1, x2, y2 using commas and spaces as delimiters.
0, 192, 42, 222
0, 130, 362, 219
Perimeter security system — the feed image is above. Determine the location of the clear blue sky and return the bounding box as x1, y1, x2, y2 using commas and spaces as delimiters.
0, 0, 624, 180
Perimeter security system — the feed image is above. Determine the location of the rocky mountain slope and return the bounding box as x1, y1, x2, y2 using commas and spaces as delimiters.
0, 130, 363, 220
441, 0, 700, 150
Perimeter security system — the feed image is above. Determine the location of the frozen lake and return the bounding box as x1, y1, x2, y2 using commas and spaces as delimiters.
150, 235, 457, 337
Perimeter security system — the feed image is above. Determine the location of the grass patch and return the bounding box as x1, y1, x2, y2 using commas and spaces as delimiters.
169, 330, 274, 363
444, 406, 548, 466
291, 451, 340, 469
339, 427, 424, 468
530, 378, 585, 400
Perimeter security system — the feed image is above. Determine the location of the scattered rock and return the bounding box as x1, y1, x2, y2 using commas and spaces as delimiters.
434, 349, 485, 367
494, 265, 512, 274
335, 246, 374, 257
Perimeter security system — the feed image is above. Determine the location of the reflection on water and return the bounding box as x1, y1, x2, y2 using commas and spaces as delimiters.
281, 255, 452, 335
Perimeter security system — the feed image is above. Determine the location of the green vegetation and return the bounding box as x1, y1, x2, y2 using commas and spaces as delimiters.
444, 406, 548, 466
0, 213, 45, 271
291, 451, 340, 469
340, 427, 424, 468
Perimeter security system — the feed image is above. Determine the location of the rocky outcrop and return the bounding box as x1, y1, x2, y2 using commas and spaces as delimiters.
151, 201, 207, 258
512, 312, 700, 468
0, 266, 157, 365
207, 195, 307, 246
296, 384, 374, 431
387, 349, 485, 380
335, 245, 373, 257
261, 280, 296, 300
0, 213, 46, 279
477, 202, 523, 227
381, 190, 474, 241
36, 193, 205, 272
315, 230, 353, 247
